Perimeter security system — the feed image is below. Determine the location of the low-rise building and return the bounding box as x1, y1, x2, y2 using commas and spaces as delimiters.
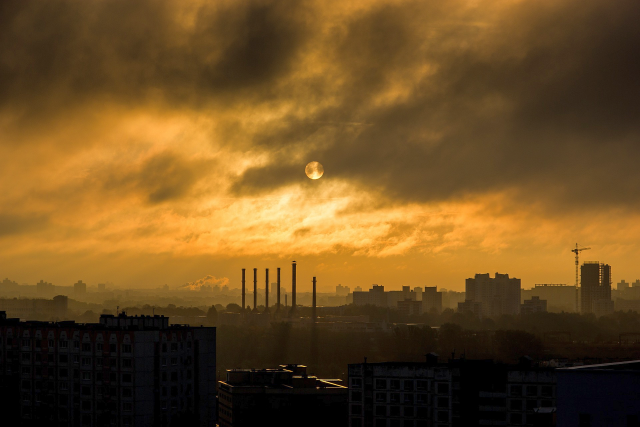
521, 296, 547, 315
557, 360, 640, 427
218, 364, 347, 427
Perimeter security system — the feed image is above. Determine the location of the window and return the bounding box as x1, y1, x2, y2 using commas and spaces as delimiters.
171, 343, 178, 352
122, 388, 132, 398
59, 369, 68, 378
22, 339, 30, 348
510, 385, 522, 396
35, 339, 41, 348
123, 402, 132, 412
171, 372, 178, 382
123, 344, 132, 353
404, 407, 414, 417
390, 406, 400, 417
110, 343, 116, 353
171, 358, 177, 366
510, 399, 522, 411
96, 373, 103, 382
351, 378, 362, 388
351, 405, 362, 415
541, 386, 553, 397
73, 355, 80, 364
22, 353, 31, 362
437, 397, 449, 408
48, 339, 54, 348
541, 400, 553, 408
122, 374, 132, 383
96, 358, 102, 367
73, 341, 80, 349
526, 386, 537, 396
416, 394, 427, 404
22, 367, 31, 375
510, 413, 522, 424
162, 372, 167, 381
416, 380, 427, 390
122, 358, 133, 368
351, 391, 362, 401
437, 411, 448, 423
97, 343, 103, 352
82, 386, 91, 396
404, 380, 414, 391
375, 406, 386, 416
162, 343, 167, 352
390, 380, 400, 390
162, 358, 167, 367
579, 414, 591, 427
375, 379, 387, 389
437, 383, 449, 394
81, 401, 91, 411
59, 354, 68, 363
82, 372, 91, 380
416, 407, 428, 419
526, 400, 537, 411
390, 393, 400, 403
375, 419, 387, 427
375, 392, 386, 402
82, 358, 91, 366
404, 394, 413, 404
59, 381, 68, 391
82, 343, 91, 352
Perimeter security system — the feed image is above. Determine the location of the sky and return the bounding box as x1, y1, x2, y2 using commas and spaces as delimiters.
1, 0, 639, 292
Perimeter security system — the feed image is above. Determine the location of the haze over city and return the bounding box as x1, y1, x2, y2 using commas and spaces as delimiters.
2, 0, 640, 291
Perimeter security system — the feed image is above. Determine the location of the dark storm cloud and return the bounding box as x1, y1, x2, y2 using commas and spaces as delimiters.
231, 0, 640, 210
0, 213, 49, 237
2, 0, 640, 210
0, 0, 309, 110
102, 152, 214, 204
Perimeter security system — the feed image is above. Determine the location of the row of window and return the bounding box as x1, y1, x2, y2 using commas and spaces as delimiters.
351, 415, 448, 427
6, 339, 133, 354
509, 384, 554, 397
351, 378, 449, 394
18, 353, 133, 367
20, 367, 133, 383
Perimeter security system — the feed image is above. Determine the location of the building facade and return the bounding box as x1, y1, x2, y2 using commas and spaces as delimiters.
580, 262, 613, 316
0, 312, 216, 426
459, 273, 521, 317
0, 296, 68, 321
423, 287, 443, 314
348, 359, 556, 427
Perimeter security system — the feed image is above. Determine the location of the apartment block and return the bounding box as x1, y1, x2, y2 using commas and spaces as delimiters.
0, 311, 216, 427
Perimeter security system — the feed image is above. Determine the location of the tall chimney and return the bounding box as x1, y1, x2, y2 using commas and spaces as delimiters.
253, 268, 257, 312
264, 268, 269, 313
241, 269, 246, 311
276, 267, 281, 311
291, 261, 297, 315
312, 276, 317, 323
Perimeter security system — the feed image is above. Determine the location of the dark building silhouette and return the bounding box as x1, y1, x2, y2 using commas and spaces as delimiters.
557, 360, 640, 427
0, 311, 216, 426
580, 262, 613, 316
459, 273, 521, 317
348, 358, 556, 427
217, 364, 347, 427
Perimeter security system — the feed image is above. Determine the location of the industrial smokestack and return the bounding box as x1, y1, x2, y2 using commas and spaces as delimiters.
291, 261, 297, 315
241, 269, 246, 311
253, 268, 257, 312
276, 267, 281, 312
312, 276, 317, 323
264, 268, 269, 313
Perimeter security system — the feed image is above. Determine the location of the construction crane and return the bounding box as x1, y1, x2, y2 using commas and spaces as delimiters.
571, 243, 591, 287
571, 243, 590, 313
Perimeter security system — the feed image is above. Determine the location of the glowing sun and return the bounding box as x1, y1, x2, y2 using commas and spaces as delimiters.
305, 161, 324, 179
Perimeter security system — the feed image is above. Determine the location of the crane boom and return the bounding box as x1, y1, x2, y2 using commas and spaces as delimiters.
571, 243, 590, 313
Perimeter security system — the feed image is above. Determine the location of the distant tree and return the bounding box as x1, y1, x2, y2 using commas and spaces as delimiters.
207, 305, 218, 326
226, 303, 242, 313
